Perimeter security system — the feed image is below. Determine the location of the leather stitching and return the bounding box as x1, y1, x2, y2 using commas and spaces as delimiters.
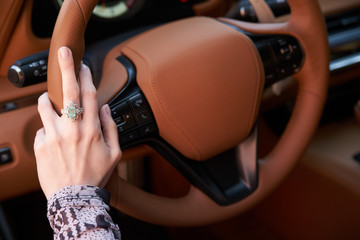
74, 0, 87, 28
123, 45, 202, 160
220, 20, 264, 138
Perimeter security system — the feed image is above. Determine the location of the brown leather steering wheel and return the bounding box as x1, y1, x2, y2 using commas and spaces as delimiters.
48, 0, 328, 226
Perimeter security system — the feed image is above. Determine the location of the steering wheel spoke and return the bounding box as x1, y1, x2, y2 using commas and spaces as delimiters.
148, 126, 258, 206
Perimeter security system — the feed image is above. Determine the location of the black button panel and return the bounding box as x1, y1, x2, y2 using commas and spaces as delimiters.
135, 110, 153, 124
129, 93, 148, 111
270, 37, 303, 80
139, 124, 158, 137
255, 35, 303, 86
110, 92, 157, 146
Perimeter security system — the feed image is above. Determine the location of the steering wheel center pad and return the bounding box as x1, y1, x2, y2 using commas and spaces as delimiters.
122, 17, 264, 161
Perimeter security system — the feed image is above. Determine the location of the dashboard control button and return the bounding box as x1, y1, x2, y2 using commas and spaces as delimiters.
117, 114, 136, 133
117, 125, 126, 133
139, 124, 157, 137
114, 116, 124, 125
119, 131, 138, 145
123, 113, 136, 126
127, 132, 138, 141
119, 135, 128, 145
129, 93, 148, 111
135, 110, 153, 124
29, 62, 39, 67
112, 102, 136, 131
0, 147, 12, 165
4, 102, 17, 112
111, 109, 121, 118
114, 101, 131, 114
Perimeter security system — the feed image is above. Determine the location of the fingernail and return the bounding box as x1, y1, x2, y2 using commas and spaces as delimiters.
104, 104, 111, 116
59, 46, 71, 59
80, 63, 87, 71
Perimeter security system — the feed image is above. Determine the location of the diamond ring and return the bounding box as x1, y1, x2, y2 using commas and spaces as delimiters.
61, 101, 83, 122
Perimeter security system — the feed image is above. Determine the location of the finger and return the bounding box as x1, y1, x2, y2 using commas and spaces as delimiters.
33, 127, 45, 152
58, 46, 80, 109
100, 104, 120, 150
79, 63, 98, 121
37, 92, 58, 135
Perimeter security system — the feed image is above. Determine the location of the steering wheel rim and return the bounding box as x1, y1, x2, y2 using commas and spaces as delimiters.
48, 0, 329, 226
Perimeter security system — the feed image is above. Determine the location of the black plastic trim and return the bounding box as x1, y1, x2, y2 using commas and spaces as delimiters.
146, 137, 257, 206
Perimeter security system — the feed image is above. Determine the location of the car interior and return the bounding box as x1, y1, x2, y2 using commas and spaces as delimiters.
0, 0, 359, 239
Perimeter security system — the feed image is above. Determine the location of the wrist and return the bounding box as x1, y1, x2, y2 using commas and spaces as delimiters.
47, 185, 110, 214
47, 185, 118, 239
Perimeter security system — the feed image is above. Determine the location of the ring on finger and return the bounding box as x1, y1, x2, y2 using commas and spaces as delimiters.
61, 101, 83, 122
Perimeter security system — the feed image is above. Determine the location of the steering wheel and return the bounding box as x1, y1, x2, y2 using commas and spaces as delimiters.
47, 0, 328, 226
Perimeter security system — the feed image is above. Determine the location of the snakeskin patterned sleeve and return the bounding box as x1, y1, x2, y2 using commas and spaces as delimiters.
47, 185, 121, 240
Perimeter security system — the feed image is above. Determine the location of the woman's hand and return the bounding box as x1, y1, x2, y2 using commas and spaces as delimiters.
34, 46, 121, 199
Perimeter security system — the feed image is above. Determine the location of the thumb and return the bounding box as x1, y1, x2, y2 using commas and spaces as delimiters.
100, 104, 120, 150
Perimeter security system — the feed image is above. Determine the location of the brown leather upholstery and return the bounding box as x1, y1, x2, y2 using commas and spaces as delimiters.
0, 105, 42, 200
0, 0, 49, 78
0, 0, 24, 65
0, 0, 50, 201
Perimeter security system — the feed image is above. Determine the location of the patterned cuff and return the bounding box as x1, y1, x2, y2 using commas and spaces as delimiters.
47, 185, 120, 240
